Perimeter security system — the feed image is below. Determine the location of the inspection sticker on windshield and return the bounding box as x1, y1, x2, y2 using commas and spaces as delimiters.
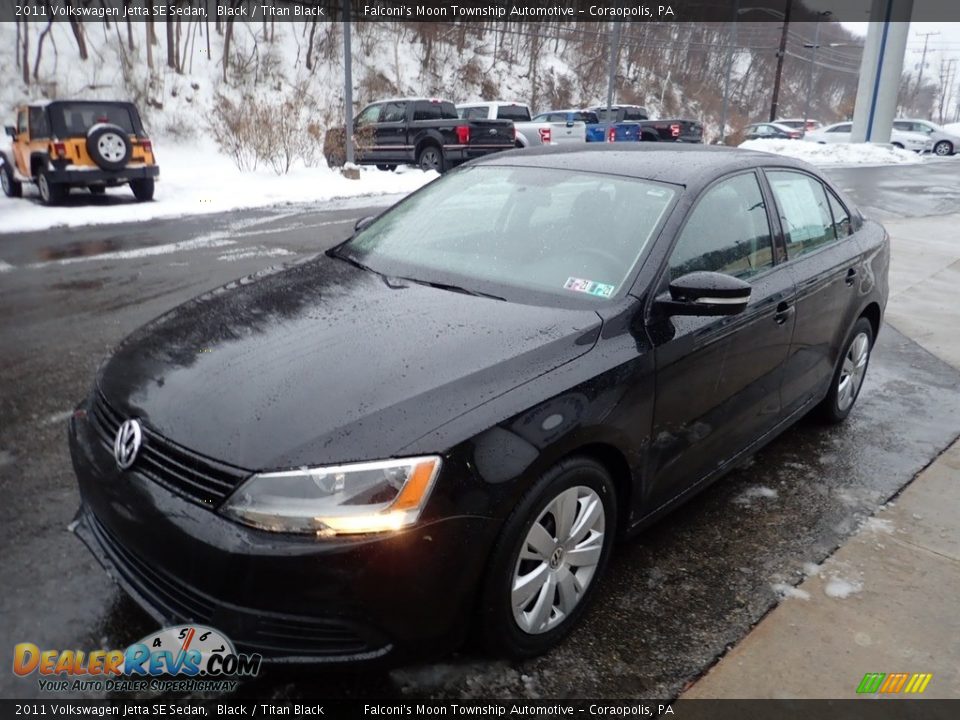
564, 277, 615, 298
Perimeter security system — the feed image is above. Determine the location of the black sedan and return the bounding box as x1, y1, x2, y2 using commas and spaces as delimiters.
69, 145, 889, 662
745, 122, 803, 140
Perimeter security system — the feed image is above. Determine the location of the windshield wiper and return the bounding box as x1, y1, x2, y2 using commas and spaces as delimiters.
395, 276, 506, 302
327, 248, 383, 276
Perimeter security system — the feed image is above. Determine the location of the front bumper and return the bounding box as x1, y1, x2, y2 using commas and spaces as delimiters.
68, 402, 498, 665
47, 165, 159, 185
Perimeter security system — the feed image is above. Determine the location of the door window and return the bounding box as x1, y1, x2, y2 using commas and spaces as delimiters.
669, 173, 775, 281
381, 102, 408, 123
767, 171, 837, 258
355, 104, 382, 126
827, 124, 851, 133
17, 110, 28, 135
459, 106, 487, 120
29, 107, 50, 138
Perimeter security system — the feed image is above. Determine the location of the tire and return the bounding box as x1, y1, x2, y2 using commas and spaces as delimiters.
416, 144, 446, 173
640, 133, 659, 142
933, 140, 953, 156
89, 186, 106, 195
478, 457, 618, 658
130, 178, 155, 202
817, 317, 874, 424
86, 124, 132, 171
375, 164, 397, 172
891, 142, 904, 150
1, 161, 22, 198
38, 171, 66, 205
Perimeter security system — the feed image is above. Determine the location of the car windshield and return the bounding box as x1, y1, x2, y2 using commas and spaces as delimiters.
52, 103, 136, 136
339, 166, 677, 304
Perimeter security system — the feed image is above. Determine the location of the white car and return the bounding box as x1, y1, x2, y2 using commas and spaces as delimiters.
457, 101, 586, 148
805, 122, 933, 153
893, 119, 959, 156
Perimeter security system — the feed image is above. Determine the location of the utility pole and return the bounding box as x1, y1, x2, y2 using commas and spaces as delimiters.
912, 31, 939, 105
719, 0, 739, 144
769, 0, 793, 122
343, 1, 354, 168
802, 12, 831, 136
604, 20, 622, 139
937, 58, 956, 124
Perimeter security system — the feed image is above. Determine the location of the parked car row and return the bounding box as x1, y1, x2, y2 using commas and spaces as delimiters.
745, 116, 958, 155
331, 97, 704, 173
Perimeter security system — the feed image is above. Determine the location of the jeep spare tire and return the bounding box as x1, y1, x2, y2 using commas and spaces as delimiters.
87, 124, 132, 171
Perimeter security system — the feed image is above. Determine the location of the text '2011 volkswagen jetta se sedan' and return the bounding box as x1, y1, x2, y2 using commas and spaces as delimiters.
70, 145, 888, 663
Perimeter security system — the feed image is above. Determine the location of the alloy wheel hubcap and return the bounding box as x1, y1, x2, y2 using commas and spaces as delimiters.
39, 174, 49, 201
1, 171, 8, 192
837, 332, 870, 411
512, 485, 605, 635
98, 133, 126, 162
935, 142, 950, 156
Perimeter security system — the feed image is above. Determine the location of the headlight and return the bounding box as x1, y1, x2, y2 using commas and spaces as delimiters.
221, 456, 442, 536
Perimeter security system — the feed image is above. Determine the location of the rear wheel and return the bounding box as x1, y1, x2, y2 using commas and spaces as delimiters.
933, 140, 953, 156
818, 317, 874, 424
479, 457, 617, 657
38, 171, 66, 205
1, 161, 22, 198
375, 164, 397, 172
416, 145, 445, 173
130, 178, 155, 202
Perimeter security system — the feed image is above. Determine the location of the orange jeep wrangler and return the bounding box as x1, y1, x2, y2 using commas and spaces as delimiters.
2, 100, 159, 205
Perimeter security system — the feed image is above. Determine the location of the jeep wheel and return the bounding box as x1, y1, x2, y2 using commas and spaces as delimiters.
130, 178, 155, 202
1, 162, 22, 198
87, 124, 132, 171
38, 171, 66, 205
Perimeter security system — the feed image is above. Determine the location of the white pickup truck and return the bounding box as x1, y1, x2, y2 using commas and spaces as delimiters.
456, 101, 586, 148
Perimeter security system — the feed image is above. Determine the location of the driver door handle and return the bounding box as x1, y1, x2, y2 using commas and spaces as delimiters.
774, 301, 795, 325
845, 267, 858, 286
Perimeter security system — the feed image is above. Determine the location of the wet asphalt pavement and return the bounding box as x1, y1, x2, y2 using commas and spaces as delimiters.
1, 159, 959, 700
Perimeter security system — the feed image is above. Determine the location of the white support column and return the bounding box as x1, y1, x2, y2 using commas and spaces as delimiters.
851, 0, 913, 143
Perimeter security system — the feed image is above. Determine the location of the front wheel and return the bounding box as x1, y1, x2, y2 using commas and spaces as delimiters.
416, 145, 445, 173
818, 317, 874, 424
933, 140, 953, 156
479, 457, 617, 658
1, 161, 22, 198
130, 178, 155, 202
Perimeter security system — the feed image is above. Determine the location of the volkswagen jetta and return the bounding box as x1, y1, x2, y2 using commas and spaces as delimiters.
70, 145, 889, 662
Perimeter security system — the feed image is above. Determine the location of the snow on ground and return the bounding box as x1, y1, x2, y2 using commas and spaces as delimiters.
771, 582, 811, 601
824, 576, 863, 599
733, 485, 778, 506
0, 138, 436, 234
739, 139, 925, 167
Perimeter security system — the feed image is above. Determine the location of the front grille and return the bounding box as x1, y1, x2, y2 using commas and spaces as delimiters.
90, 390, 250, 507
86, 513, 383, 659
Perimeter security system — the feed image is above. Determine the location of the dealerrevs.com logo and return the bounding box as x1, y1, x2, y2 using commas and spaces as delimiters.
13, 625, 261, 693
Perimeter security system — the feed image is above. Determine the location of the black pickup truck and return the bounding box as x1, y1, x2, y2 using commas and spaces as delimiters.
349, 98, 514, 173
589, 105, 703, 144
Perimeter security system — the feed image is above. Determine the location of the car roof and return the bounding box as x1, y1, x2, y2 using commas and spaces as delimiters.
469, 144, 819, 187
456, 101, 528, 107
367, 97, 452, 104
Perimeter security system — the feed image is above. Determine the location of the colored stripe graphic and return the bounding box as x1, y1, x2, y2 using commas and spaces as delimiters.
857, 672, 932, 694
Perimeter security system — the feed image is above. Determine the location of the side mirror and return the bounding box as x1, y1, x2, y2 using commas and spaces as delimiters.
655, 271, 751, 317
354, 215, 375, 233
5, 126, 16, 138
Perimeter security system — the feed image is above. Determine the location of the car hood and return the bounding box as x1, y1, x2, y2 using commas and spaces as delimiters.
98, 255, 601, 470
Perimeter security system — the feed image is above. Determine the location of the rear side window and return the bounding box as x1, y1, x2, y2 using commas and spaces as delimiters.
828, 124, 851, 133
826, 189, 852, 238
496, 105, 531, 122
622, 107, 647, 121
594, 109, 621, 122
17, 110, 28, 135
669, 172, 774, 281
29, 107, 50, 138
767, 171, 837, 258
439, 102, 459, 120
382, 102, 408, 123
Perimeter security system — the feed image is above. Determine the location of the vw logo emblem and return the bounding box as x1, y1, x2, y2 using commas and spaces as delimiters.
114, 419, 142, 470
